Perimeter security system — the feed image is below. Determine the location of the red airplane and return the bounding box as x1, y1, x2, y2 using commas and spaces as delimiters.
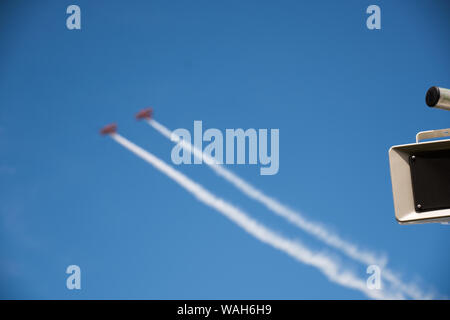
100, 123, 117, 135
135, 108, 153, 120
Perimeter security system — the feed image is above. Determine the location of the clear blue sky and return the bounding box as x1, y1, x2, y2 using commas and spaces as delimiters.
0, 0, 449, 299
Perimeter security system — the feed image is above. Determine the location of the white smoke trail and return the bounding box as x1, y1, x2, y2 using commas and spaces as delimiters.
110, 133, 404, 300
147, 119, 432, 300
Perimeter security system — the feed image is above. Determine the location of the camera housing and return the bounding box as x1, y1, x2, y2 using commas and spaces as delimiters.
389, 131, 450, 224
426, 86, 450, 111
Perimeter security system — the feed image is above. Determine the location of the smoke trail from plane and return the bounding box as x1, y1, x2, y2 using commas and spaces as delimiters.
110, 133, 403, 300
146, 119, 432, 300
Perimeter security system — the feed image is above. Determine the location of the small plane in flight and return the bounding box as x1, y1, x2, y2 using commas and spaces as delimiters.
135, 108, 153, 120
100, 123, 117, 135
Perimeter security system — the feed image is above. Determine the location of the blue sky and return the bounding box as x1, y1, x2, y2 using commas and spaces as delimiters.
0, 0, 449, 299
